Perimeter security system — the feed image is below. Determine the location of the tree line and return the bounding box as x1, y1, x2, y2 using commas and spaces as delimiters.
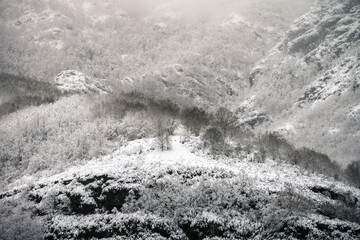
91, 91, 359, 187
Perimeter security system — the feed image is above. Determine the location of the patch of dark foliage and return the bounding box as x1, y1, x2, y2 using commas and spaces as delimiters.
0, 73, 63, 118
180, 221, 224, 240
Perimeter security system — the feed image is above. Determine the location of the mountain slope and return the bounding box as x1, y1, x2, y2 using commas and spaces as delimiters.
1, 1, 360, 239
246, 0, 360, 166
0, 0, 313, 107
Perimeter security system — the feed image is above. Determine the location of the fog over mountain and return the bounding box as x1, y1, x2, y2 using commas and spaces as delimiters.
1, 0, 360, 239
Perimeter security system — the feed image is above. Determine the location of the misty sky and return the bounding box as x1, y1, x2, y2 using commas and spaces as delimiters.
78, 0, 315, 22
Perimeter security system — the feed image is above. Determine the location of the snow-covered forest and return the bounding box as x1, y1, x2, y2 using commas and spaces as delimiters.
0, 0, 359, 239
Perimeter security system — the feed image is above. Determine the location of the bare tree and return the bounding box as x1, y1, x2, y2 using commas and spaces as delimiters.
213, 107, 238, 137
203, 127, 224, 155
156, 127, 171, 151
154, 115, 175, 151
182, 107, 209, 136
257, 132, 295, 162
345, 161, 360, 187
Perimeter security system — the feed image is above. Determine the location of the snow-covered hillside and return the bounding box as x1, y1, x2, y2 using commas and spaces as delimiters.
1, 135, 359, 239
246, 0, 360, 166
0, 0, 313, 101
1, 1, 359, 239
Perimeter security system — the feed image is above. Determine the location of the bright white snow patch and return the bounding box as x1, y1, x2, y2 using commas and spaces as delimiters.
121, 54, 129, 60
328, 127, 340, 135
239, 95, 256, 112
352, 104, 360, 113
145, 136, 203, 165
347, 104, 360, 122
120, 138, 154, 156
276, 123, 297, 135
54, 70, 109, 94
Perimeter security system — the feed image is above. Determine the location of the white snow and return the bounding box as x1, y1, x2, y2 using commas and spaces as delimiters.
121, 77, 134, 85
14, 135, 359, 205
91, 15, 109, 24
3, 133, 360, 239
353, 105, 360, 113
239, 95, 256, 112
14, 9, 61, 27
54, 70, 108, 94
82, 2, 93, 13
145, 136, 203, 165
276, 123, 297, 135
297, 56, 358, 107
328, 127, 340, 135
32, 28, 64, 49
221, 13, 252, 27
121, 54, 129, 60
348, 104, 360, 121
